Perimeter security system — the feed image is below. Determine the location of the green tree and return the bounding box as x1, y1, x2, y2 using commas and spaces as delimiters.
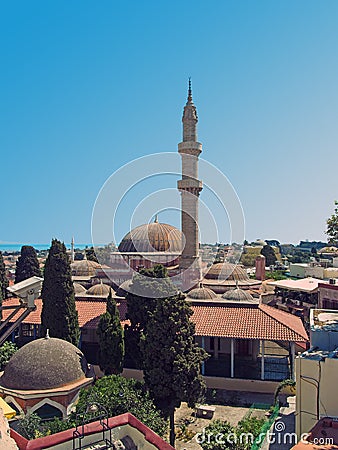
17, 413, 44, 440
75, 375, 167, 437
97, 291, 124, 375
141, 278, 208, 446
199, 417, 266, 450
85, 246, 99, 263
124, 265, 175, 368
0, 251, 8, 319
0, 341, 18, 370
0, 251, 8, 299
199, 419, 235, 450
260, 245, 277, 266
326, 200, 338, 246
15, 245, 41, 283
41, 239, 80, 346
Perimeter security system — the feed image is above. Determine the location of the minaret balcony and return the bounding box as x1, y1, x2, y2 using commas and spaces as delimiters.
177, 179, 203, 191
178, 141, 202, 156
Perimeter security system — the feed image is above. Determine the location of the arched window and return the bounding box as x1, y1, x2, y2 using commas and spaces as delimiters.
33, 403, 63, 420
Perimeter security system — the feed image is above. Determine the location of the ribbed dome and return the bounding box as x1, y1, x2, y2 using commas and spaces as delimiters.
0, 337, 90, 390
187, 286, 218, 300
222, 288, 257, 303
205, 262, 249, 281
73, 282, 86, 294
118, 222, 183, 253
115, 279, 132, 297
71, 260, 100, 277
87, 282, 113, 296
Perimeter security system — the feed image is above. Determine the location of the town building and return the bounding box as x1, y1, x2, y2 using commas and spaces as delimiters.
10, 413, 174, 450
318, 281, 338, 309
0, 335, 94, 420
267, 277, 327, 323
296, 309, 338, 439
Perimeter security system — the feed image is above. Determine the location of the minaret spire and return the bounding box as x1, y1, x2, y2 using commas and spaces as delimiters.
188, 77, 192, 102
177, 81, 203, 288
182, 78, 198, 142
71, 236, 75, 262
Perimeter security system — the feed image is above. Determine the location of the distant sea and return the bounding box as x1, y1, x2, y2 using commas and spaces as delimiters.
0, 243, 94, 252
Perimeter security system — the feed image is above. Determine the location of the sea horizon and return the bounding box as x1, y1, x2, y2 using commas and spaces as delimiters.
0, 243, 99, 252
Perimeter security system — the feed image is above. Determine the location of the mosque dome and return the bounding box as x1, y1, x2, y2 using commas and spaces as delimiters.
73, 282, 86, 295
115, 279, 132, 297
118, 220, 183, 253
318, 246, 338, 253
253, 239, 267, 246
86, 282, 113, 296
71, 259, 101, 277
222, 288, 257, 303
0, 337, 90, 390
187, 286, 218, 300
205, 262, 249, 281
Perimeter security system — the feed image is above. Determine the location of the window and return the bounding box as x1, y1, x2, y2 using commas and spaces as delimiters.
21, 324, 35, 337
34, 403, 63, 421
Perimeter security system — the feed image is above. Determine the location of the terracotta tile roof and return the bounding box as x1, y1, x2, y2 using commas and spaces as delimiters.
2, 298, 308, 342
2, 297, 128, 329
191, 303, 308, 342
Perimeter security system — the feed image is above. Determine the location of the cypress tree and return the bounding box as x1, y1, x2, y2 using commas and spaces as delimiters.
41, 239, 80, 345
85, 247, 99, 263
15, 245, 41, 283
124, 265, 176, 368
97, 291, 124, 375
0, 251, 9, 307
0, 287, 3, 321
261, 244, 277, 266
142, 289, 208, 447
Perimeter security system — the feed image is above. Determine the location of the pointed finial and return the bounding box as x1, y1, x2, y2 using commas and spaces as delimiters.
45, 329, 50, 339
154, 214, 158, 223
188, 77, 192, 101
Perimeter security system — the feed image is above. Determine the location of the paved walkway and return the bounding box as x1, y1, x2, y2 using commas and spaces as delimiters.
262, 397, 297, 450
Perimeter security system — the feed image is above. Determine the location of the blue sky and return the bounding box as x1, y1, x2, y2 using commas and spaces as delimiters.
1, 1, 338, 246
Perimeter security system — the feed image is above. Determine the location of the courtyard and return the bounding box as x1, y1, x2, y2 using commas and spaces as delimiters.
175, 391, 274, 450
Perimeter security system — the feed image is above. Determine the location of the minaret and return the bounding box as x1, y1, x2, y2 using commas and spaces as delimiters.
71, 237, 75, 262
177, 79, 203, 276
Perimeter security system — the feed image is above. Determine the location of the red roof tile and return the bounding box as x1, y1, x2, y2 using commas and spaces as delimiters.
2, 298, 308, 342
191, 303, 308, 342
2, 297, 128, 329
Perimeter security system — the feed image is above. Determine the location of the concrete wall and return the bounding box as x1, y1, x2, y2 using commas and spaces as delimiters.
204, 377, 279, 393
0, 409, 18, 449
296, 356, 338, 438
119, 368, 279, 393
310, 327, 338, 352
318, 285, 338, 308
290, 264, 324, 279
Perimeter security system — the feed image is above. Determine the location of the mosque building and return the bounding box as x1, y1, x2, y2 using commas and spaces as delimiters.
1, 83, 308, 397
102, 80, 258, 295
0, 334, 94, 420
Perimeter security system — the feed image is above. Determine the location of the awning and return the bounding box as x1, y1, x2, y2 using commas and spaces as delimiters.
0, 397, 16, 420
